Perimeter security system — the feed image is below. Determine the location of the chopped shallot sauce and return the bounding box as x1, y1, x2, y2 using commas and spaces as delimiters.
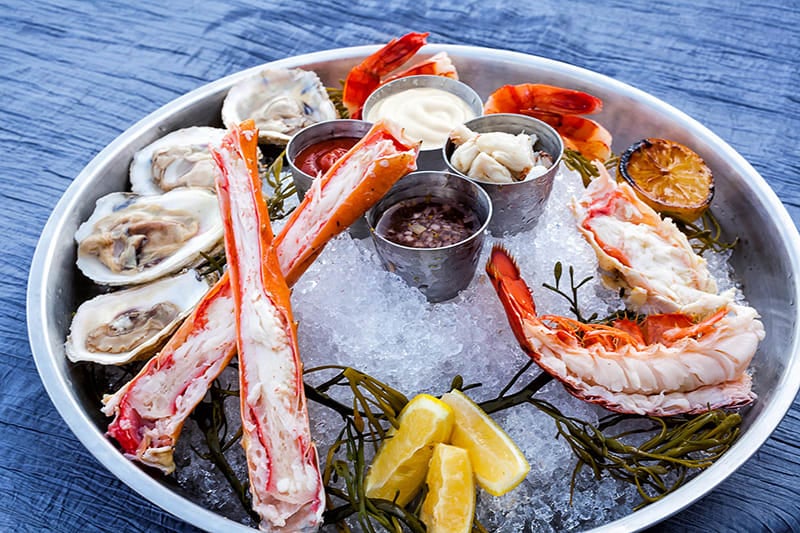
375, 197, 479, 248
294, 137, 360, 176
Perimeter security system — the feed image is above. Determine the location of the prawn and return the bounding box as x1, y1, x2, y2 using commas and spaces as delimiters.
484, 83, 612, 161
342, 32, 458, 118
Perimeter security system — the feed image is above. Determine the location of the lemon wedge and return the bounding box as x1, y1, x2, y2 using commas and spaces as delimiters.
365, 393, 454, 506
440, 389, 530, 496
420, 443, 475, 533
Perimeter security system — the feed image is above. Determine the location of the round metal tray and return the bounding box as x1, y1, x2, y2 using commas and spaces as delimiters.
26, 44, 800, 532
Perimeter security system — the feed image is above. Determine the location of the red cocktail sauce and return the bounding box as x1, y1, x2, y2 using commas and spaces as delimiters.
294, 137, 361, 176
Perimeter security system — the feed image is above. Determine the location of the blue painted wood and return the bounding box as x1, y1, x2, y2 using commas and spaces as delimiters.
1, 0, 798, 531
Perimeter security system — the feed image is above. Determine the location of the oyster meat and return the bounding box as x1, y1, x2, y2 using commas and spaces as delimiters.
221, 68, 338, 144
75, 188, 223, 286
66, 270, 212, 365
130, 127, 228, 195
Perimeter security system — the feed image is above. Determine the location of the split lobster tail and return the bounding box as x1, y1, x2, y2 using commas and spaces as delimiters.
486, 246, 764, 417
213, 119, 324, 531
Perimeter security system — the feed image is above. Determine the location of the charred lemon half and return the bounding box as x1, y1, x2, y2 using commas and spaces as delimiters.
619, 138, 713, 223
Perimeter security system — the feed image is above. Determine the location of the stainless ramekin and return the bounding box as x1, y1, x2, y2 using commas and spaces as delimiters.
366, 170, 492, 302
362, 75, 483, 171
444, 113, 564, 235
286, 119, 374, 238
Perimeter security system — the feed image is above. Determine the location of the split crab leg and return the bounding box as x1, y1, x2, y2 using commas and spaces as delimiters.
214, 120, 322, 531
102, 119, 419, 474
570, 164, 731, 317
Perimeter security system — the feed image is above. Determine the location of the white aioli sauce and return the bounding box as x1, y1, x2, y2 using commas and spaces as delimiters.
366, 87, 476, 149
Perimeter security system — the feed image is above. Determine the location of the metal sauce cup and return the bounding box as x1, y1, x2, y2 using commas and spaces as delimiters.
444, 113, 564, 235
286, 119, 373, 238
367, 171, 492, 303
362, 75, 483, 171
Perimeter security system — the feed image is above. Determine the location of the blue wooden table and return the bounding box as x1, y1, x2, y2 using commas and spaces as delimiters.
2, 1, 798, 531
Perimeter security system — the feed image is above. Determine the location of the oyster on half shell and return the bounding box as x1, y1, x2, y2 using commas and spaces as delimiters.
66, 270, 212, 365
75, 189, 223, 286
130, 127, 228, 195
221, 68, 338, 144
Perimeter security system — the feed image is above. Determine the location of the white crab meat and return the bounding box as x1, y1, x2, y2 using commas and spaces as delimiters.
571, 166, 732, 317
449, 124, 553, 183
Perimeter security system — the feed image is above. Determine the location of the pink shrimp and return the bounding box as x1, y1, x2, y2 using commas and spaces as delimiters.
484, 83, 612, 161
342, 32, 458, 118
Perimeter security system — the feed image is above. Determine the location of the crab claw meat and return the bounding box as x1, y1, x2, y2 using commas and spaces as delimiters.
102, 119, 419, 475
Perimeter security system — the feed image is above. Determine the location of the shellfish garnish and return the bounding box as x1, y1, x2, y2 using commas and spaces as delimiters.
75, 189, 223, 286
130, 126, 227, 195
221, 68, 338, 145
66, 269, 211, 365
449, 123, 553, 184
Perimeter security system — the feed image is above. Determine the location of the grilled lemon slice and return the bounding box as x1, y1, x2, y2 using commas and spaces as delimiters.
618, 138, 713, 223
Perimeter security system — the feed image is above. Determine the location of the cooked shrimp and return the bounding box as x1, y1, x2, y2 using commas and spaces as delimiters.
486, 245, 764, 416
342, 32, 458, 118
484, 83, 611, 161
381, 51, 457, 83
103, 119, 419, 474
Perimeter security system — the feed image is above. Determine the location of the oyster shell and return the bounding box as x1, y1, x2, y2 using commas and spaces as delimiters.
130, 127, 227, 195
75, 188, 223, 286
221, 68, 338, 144
66, 270, 211, 364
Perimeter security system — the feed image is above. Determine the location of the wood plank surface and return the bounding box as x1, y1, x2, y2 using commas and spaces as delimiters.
1, 0, 798, 531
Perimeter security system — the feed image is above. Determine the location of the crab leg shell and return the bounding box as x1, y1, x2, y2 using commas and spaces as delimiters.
102, 277, 236, 472
103, 119, 418, 473
275, 119, 419, 285
486, 245, 764, 416
214, 120, 323, 531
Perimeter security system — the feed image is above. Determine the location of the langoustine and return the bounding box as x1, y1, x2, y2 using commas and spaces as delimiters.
483, 83, 611, 161
213, 120, 322, 531
486, 245, 764, 416
342, 32, 458, 118
103, 119, 419, 473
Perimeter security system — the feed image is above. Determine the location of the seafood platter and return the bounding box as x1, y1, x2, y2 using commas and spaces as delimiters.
27, 32, 800, 532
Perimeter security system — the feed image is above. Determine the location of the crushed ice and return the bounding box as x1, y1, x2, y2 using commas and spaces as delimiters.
175, 165, 747, 530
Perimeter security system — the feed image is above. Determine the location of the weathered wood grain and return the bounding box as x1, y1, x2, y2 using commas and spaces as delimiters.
1, 0, 798, 531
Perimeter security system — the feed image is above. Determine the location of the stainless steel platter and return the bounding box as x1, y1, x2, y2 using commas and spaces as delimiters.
27, 44, 800, 532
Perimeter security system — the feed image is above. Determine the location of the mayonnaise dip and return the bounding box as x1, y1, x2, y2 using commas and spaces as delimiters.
365, 87, 477, 150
